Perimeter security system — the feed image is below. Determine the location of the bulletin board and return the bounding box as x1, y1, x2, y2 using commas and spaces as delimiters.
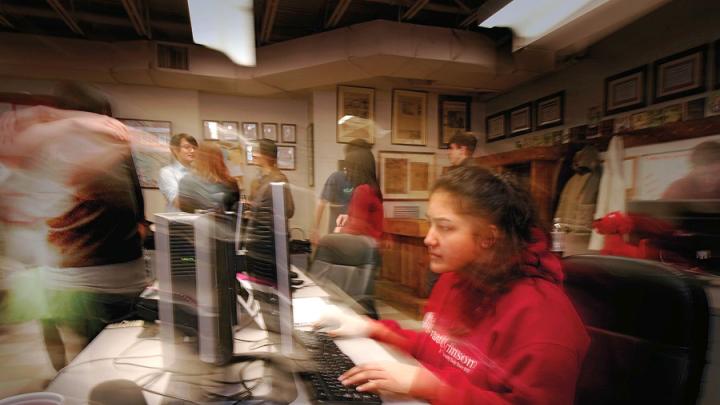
119, 118, 172, 189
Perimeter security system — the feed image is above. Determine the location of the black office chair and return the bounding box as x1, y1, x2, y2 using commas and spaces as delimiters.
308, 233, 380, 319
562, 254, 710, 405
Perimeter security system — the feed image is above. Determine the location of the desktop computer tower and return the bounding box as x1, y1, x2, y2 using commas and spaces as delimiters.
154, 211, 236, 366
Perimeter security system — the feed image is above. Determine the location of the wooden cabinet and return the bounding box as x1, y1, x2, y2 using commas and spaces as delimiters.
474, 145, 568, 224
377, 219, 431, 316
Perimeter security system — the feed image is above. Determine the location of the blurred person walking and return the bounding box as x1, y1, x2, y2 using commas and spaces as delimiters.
335, 145, 383, 240
0, 82, 148, 371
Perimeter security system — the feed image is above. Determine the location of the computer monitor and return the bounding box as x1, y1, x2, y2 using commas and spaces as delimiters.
239, 182, 294, 354
627, 199, 720, 271
154, 210, 238, 366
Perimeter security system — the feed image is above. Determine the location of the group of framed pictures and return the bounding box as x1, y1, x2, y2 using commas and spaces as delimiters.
203, 120, 298, 170
203, 120, 297, 144
604, 43, 711, 116
336, 86, 471, 148
486, 91, 565, 143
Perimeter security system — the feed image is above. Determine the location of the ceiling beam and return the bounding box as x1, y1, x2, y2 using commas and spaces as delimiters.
452, 0, 471, 14
363, 0, 470, 15
325, 0, 352, 29
2, 4, 186, 34
0, 14, 14, 28
459, 0, 511, 28
46, 0, 84, 35
260, 0, 279, 43
121, 0, 150, 38
401, 0, 430, 20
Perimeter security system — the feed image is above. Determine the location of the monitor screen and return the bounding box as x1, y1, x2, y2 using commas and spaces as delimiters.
239, 182, 294, 353
154, 211, 238, 365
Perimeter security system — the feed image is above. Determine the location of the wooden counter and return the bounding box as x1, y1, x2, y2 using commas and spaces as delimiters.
377, 219, 431, 317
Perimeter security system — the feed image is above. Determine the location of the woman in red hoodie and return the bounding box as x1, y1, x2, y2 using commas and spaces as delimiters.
319, 165, 589, 405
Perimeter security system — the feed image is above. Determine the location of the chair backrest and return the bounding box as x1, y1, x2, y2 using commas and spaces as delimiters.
562, 254, 710, 405
309, 233, 379, 314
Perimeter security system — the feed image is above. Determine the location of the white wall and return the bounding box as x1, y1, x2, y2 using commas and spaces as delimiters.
480, 0, 720, 155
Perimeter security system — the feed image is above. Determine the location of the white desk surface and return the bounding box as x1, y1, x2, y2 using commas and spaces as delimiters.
47, 270, 426, 405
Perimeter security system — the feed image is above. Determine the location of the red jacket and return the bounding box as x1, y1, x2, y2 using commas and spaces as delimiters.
371, 235, 589, 405
341, 184, 383, 240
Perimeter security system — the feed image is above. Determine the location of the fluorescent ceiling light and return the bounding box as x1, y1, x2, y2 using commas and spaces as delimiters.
187, 0, 256, 66
480, 0, 609, 48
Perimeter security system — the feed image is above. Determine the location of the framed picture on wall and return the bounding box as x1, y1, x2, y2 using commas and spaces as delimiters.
307, 124, 314, 186
203, 120, 221, 140
485, 111, 507, 142
508, 103, 532, 136
438, 95, 471, 148
653, 44, 707, 103
246, 143, 255, 165
204, 120, 239, 141
337, 86, 375, 144
392, 89, 428, 146
262, 122, 278, 141
534, 91, 564, 129
281, 123, 296, 143
221, 121, 239, 141
604, 65, 647, 115
242, 122, 258, 140
277, 145, 296, 170
379, 151, 435, 200
118, 118, 172, 188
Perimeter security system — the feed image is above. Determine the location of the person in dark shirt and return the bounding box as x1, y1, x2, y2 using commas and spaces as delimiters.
448, 133, 477, 169
311, 139, 372, 244
661, 141, 720, 199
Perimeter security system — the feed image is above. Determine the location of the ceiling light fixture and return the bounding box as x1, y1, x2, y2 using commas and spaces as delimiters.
479, 0, 610, 49
187, 0, 256, 67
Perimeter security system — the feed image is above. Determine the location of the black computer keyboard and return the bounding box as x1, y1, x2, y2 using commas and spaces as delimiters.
295, 330, 382, 404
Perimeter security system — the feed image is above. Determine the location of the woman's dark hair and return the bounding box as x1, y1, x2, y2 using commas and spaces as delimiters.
345, 147, 382, 200
432, 165, 541, 330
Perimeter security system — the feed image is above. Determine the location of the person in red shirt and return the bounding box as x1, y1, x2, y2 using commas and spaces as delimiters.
335, 145, 383, 240
318, 165, 589, 404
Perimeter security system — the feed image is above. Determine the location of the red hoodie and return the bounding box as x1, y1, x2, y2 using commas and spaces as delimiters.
371, 231, 589, 405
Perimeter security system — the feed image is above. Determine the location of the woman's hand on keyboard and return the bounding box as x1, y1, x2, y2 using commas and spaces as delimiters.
313, 306, 371, 337
338, 361, 422, 396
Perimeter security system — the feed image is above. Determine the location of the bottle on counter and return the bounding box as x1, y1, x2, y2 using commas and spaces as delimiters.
550, 217, 566, 258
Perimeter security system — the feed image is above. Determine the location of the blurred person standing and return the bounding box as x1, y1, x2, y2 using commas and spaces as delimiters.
249, 139, 294, 218
311, 161, 353, 245
310, 139, 372, 244
335, 146, 383, 240
178, 142, 240, 213
0, 82, 148, 370
661, 141, 720, 199
158, 133, 198, 211
447, 133, 477, 169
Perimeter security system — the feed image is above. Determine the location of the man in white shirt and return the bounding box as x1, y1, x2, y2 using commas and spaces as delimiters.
158, 133, 198, 211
